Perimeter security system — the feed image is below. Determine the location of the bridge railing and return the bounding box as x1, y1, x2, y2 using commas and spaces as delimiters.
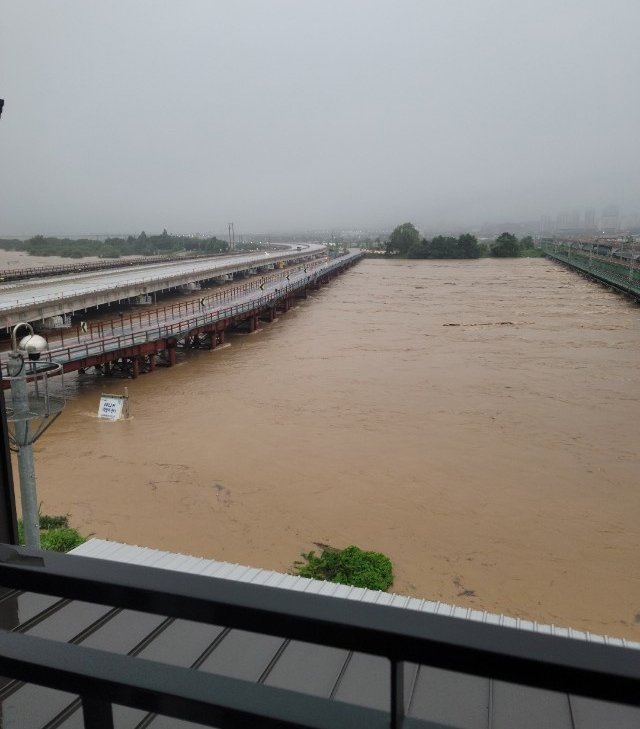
0, 254, 183, 283
19, 255, 361, 367
546, 250, 640, 297
43, 261, 320, 347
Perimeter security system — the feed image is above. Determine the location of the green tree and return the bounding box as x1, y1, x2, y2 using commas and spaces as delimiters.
26, 235, 49, 255
18, 513, 85, 552
407, 240, 430, 258
295, 545, 393, 591
100, 244, 120, 258
428, 236, 459, 258
491, 232, 520, 257
458, 233, 481, 258
403, 232, 482, 259
386, 223, 420, 255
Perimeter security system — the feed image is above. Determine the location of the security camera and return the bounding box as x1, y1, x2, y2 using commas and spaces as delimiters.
18, 334, 48, 361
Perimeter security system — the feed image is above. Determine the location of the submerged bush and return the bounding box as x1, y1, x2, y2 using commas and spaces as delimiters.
40, 527, 85, 552
38, 514, 69, 530
18, 513, 86, 552
295, 545, 393, 591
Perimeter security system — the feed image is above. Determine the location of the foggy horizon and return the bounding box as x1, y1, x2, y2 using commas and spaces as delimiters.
1, 1, 639, 237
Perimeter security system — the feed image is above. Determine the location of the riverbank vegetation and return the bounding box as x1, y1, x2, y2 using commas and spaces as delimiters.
294, 545, 394, 591
383, 223, 543, 259
18, 513, 86, 552
0, 231, 228, 259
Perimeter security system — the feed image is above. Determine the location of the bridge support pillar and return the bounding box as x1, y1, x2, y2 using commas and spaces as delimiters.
247, 317, 255, 333
167, 339, 177, 367
132, 357, 140, 379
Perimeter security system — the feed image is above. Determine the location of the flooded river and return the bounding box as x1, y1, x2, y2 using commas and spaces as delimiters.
17, 257, 640, 639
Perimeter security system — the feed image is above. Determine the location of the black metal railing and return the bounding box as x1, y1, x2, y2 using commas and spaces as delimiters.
0, 544, 637, 728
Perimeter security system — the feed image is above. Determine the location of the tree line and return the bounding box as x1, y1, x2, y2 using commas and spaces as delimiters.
0, 230, 228, 259
385, 223, 539, 258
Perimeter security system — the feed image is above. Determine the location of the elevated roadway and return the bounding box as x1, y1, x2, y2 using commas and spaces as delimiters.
1, 251, 364, 382
0, 245, 325, 329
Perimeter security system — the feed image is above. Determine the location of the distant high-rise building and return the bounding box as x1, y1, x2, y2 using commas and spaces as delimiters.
540, 215, 553, 233
584, 208, 596, 230
624, 212, 640, 232
569, 210, 581, 229
554, 210, 582, 234
601, 205, 620, 233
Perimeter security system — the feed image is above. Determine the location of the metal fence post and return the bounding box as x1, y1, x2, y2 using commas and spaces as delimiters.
390, 659, 404, 729
82, 697, 114, 729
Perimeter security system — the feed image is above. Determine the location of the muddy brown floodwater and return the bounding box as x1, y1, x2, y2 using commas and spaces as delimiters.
17, 257, 640, 640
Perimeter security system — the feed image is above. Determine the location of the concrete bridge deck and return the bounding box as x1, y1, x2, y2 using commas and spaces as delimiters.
0, 245, 325, 329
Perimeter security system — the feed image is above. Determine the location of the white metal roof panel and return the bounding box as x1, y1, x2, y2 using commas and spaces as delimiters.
71, 539, 640, 650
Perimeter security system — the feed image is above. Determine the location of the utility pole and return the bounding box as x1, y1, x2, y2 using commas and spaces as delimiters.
5, 324, 64, 548
7, 348, 39, 547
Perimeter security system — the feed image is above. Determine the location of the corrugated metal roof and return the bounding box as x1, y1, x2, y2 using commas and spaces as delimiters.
0, 538, 637, 728
71, 539, 640, 650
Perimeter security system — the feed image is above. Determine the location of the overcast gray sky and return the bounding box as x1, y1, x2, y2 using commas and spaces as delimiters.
1, 0, 639, 237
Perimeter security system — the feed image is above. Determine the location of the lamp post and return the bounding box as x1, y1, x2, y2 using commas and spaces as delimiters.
5, 323, 64, 548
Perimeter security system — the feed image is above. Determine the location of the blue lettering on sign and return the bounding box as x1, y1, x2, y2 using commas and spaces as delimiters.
99, 397, 123, 419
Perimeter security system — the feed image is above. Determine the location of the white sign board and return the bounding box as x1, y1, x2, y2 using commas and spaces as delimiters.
98, 395, 126, 420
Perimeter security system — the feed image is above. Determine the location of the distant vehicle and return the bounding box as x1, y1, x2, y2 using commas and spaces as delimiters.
296, 246, 302, 251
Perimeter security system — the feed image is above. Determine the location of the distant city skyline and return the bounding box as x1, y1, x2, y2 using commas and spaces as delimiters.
2, 201, 640, 240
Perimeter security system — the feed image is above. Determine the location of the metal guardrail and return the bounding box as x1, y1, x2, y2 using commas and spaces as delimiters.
16, 255, 359, 368
0, 250, 269, 283
0, 249, 324, 315
546, 250, 640, 298
0, 543, 638, 728
44, 260, 317, 346
0, 254, 181, 283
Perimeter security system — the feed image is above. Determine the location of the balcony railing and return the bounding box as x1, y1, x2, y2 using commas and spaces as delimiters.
0, 543, 638, 728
